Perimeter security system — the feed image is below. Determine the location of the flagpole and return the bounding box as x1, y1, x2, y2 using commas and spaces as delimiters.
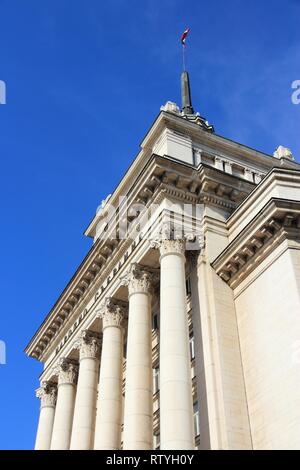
180, 28, 190, 71
182, 44, 186, 71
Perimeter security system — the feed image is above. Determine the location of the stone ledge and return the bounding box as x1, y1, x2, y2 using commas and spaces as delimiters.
212, 199, 300, 289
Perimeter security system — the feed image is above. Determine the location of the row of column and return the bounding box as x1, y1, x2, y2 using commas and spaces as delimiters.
35, 238, 195, 450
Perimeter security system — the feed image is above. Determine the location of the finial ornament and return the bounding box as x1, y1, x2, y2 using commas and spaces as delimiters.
274, 146, 294, 161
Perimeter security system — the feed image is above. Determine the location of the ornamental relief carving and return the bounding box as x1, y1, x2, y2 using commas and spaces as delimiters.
36, 381, 57, 407
150, 223, 204, 256
78, 330, 101, 360
158, 238, 186, 257
121, 263, 158, 296
97, 298, 127, 329
56, 358, 78, 386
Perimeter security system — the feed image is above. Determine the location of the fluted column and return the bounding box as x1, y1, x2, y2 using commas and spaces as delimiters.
122, 264, 155, 450
94, 298, 126, 450
50, 358, 78, 450
35, 381, 57, 450
157, 238, 194, 449
70, 331, 101, 449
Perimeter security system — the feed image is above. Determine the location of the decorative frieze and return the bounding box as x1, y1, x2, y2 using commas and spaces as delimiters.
36, 381, 57, 408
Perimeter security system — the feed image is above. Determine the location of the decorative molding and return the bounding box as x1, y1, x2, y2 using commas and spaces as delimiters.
36, 381, 57, 408
53, 358, 79, 386
26, 158, 257, 361
150, 223, 198, 257
121, 263, 158, 296
97, 298, 127, 330
74, 330, 101, 360
213, 202, 300, 289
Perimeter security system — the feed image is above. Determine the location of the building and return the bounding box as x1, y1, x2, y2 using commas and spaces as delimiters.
25, 70, 300, 450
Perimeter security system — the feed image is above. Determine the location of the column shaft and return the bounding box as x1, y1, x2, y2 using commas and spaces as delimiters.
35, 382, 57, 450
70, 332, 101, 449
122, 264, 154, 450
159, 239, 194, 449
94, 299, 125, 450
50, 359, 78, 450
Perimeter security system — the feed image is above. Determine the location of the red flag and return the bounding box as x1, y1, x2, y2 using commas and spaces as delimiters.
181, 28, 190, 45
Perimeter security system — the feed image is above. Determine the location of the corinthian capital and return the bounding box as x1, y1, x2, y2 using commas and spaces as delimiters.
75, 330, 101, 360
36, 381, 57, 408
55, 358, 78, 386
150, 223, 186, 257
158, 238, 186, 257
121, 263, 158, 296
97, 298, 127, 329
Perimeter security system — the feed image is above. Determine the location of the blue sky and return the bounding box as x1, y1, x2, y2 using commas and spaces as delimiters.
0, 0, 299, 449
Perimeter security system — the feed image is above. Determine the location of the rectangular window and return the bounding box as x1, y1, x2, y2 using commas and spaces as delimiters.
189, 336, 195, 360
193, 402, 200, 437
153, 367, 160, 394
154, 432, 160, 450
186, 277, 192, 296
152, 312, 159, 330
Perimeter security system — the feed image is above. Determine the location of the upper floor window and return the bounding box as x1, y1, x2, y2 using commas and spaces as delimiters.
193, 402, 200, 437
186, 277, 192, 296
153, 367, 160, 394
154, 431, 160, 450
152, 312, 159, 330
189, 335, 195, 360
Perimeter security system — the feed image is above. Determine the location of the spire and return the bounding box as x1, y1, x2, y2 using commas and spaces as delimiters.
181, 71, 194, 115
179, 69, 215, 133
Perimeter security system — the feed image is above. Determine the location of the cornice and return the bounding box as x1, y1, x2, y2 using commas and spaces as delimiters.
212, 198, 300, 289
227, 167, 300, 233
26, 158, 256, 362
85, 109, 297, 238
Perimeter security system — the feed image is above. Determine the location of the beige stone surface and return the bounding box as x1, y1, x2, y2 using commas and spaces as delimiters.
94, 300, 125, 450
159, 240, 194, 450
235, 244, 300, 449
70, 332, 100, 449
26, 98, 300, 451
122, 266, 154, 450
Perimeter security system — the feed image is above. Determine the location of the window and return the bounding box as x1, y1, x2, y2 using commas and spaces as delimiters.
154, 431, 160, 450
189, 336, 195, 360
153, 367, 160, 394
152, 312, 159, 330
193, 402, 200, 437
186, 277, 192, 296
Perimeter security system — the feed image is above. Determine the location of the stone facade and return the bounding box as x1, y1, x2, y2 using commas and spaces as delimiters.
26, 94, 300, 450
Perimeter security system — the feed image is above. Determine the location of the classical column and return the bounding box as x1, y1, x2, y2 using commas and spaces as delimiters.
157, 237, 194, 449
35, 381, 57, 450
50, 358, 78, 450
94, 298, 126, 450
70, 331, 101, 450
122, 264, 155, 450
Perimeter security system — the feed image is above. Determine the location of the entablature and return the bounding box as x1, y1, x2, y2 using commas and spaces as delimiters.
26, 155, 260, 362
212, 198, 300, 289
